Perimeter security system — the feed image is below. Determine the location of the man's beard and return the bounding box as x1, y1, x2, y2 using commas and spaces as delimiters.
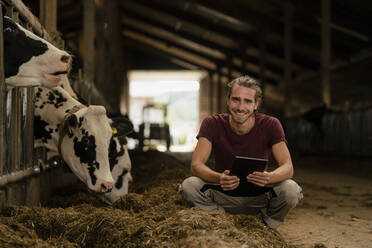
227, 106, 255, 124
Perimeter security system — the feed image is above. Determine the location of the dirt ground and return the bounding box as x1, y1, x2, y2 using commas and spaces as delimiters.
0, 150, 371, 247
277, 155, 372, 248
172, 152, 372, 248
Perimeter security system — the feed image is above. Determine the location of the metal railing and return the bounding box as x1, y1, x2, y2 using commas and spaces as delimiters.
0, 0, 63, 187
286, 109, 372, 156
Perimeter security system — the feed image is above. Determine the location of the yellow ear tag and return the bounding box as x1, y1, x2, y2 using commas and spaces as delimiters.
68, 126, 73, 135
112, 127, 118, 135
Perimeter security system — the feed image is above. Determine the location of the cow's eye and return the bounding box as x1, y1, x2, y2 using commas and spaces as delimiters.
4, 27, 13, 33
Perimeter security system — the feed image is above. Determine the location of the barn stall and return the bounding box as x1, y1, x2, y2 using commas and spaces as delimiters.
1, 1, 372, 247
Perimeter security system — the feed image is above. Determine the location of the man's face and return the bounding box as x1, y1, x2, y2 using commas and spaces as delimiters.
227, 84, 259, 124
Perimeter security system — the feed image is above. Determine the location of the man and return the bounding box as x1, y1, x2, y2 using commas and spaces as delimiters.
179, 75, 303, 228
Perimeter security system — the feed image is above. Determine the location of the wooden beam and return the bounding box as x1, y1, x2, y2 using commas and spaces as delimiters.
121, 5, 310, 74
122, 16, 225, 59
209, 71, 214, 115
321, 0, 331, 107
217, 67, 222, 113
148, 0, 255, 33
121, 0, 237, 48
39, 0, 57, 33
95, 0, 124, 115
83, 0, 95, 84
170, 58, 200, 70
122, 17, 282, 83
123, 30, 217, 70
284, 3, 293, 117
0, 3, 5, 175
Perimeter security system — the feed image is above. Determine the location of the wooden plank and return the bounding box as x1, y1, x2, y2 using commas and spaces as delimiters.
95, 0, 124, 114
83, 0, 95, 84
0, 3, 6, 176
209, 72, 214, 115
39, 0, 57, 33
321, 0, 331, 107
283, 3, 293, 117
121, 0, 237, 49
217, 68, 222, 113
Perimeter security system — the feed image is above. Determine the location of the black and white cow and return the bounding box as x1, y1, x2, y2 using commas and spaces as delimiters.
36, 78, 133, 202
59, 76, 134, 203
3, 16, 71, 87
34, 86, 114, 193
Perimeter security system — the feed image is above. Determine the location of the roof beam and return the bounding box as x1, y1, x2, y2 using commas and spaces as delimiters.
122, 24, 282, 82
122, 30, 277, 85
121, 0, 315, 73
121, 0, 237, 48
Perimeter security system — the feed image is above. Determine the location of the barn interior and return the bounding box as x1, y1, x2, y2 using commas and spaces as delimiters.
1, 0, 372, 248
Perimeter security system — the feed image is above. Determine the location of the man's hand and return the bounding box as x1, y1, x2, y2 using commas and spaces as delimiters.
220, 170, 240, 191
247, 171, 271, 187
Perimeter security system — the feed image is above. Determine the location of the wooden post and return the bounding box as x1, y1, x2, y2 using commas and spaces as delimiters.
39, 0, 57, 33
209, 71, 214, 115
84, 0, 95, 85
0, 4, 6, 175
241, 46, 247, 75
259, 26, 266, 84
217, 68, 222, 114
259, 25, 266, 110
283, 3, 293, 117
95, 0, 124, 115
321, 0, 331, 107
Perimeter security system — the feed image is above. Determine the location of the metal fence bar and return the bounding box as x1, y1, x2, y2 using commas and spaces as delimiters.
21, 87, 35, 170
287, 109, 372, 156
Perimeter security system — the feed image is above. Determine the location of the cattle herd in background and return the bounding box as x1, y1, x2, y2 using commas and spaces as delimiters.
3, 16, 133, 204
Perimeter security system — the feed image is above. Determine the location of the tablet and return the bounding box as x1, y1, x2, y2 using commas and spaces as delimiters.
230, 156, 268, 179
200, 156, 271, 197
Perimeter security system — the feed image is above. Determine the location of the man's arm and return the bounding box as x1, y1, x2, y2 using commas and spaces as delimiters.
191, 137, 240, 190
247, 141, 293, 186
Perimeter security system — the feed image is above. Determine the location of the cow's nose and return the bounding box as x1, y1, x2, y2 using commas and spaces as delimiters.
60, 55, 70, 64
100, 181, 114, 193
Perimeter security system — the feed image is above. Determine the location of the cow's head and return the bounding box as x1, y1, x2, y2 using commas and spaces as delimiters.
59, 105, 114, 193
101, 135, 132, 203
3, 16, 71, 87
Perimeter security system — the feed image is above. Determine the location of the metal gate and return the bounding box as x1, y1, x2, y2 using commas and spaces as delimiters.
286, 109, 372, 156
0, 0, 62, 187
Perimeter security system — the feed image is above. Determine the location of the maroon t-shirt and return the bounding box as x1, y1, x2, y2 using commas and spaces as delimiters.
196, 113, 287, 172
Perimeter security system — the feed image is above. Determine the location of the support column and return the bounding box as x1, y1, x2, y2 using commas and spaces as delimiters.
217, 68, 222, 114
208, 71, 214, 115
40, 0, 63, 48
39, 0, 57, 33
84, 0, 95, 86
95, 0, 124, 115
321, 0, 331, 107
0, 4, 6, 175
283, 3, 293, 117
259, 26, 266, 84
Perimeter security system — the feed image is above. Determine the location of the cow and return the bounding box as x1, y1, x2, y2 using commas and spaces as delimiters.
3, 16, 71, 87
34, 86, 114, 193
36, 78, 133, 202
59, 75, 134, 203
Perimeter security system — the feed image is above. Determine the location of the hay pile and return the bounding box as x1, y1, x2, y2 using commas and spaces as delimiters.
0, 150, 293, 248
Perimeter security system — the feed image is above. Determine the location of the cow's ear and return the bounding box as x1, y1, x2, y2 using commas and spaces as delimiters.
3, 16, 18, 34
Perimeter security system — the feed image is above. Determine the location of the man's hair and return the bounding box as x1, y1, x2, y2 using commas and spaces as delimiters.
226, 75, 263, 103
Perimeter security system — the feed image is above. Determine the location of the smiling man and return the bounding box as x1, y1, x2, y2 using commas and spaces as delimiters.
179, 75, 303, 228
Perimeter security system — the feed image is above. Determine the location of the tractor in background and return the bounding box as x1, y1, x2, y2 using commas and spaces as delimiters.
138, 103, 171, 151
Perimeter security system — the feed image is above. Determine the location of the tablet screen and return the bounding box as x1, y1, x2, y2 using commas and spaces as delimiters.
230, 156, 268, 178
